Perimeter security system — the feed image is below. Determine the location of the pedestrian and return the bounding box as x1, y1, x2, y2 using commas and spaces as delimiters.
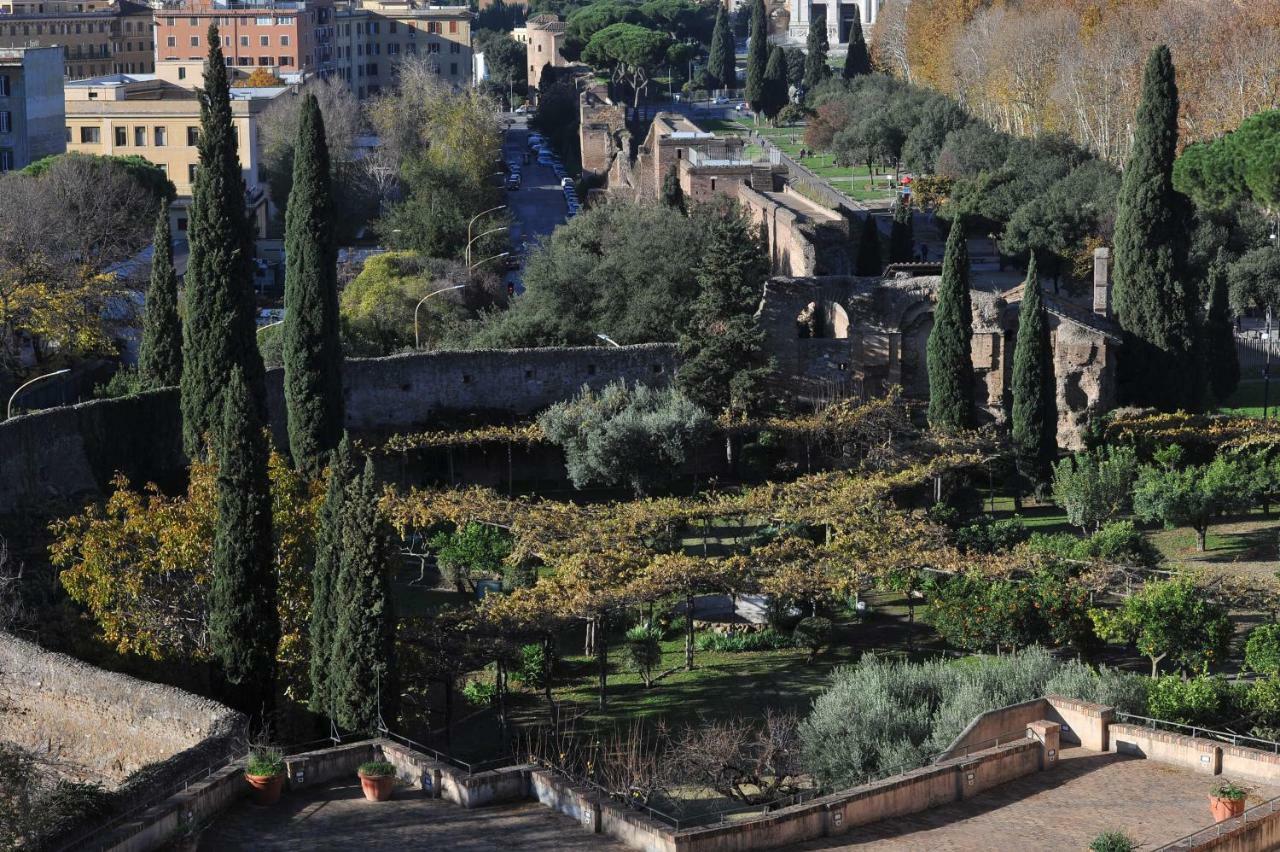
920, 242, 929, 262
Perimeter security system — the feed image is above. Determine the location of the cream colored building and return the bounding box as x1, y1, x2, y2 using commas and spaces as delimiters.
522, 13, 564, 89
333, 0, 471, 99
64, 73, 284, 235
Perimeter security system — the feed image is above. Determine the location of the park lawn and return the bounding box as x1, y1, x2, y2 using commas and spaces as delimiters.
1220, 379, 1275, 419
1145, 513, 1280, 570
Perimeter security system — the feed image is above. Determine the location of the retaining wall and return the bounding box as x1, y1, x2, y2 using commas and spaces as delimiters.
1110, 724, 1223, 775
1174, 805, 1280, 852
937, 696, 1112, 760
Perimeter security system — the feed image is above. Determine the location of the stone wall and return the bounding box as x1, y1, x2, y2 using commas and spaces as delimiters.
737, 184, 851, 277
579, 84, 626, 178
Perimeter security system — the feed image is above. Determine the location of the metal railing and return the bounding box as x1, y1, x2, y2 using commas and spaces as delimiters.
1156, 794, 1280, 850
380, 728, 511, 776
1114, 712, 1280, 753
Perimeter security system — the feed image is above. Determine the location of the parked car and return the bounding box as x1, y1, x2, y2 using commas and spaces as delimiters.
560, 177, 575, 189
712, 95, 729, 105
514, 104, 529, 114
506, 173, 521, 190
537, 153, 554, 165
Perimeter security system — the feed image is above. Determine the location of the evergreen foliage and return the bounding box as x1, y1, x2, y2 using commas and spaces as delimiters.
762, 45, 788, 121
707, 6, 735, 91
660, 163, 685, 213
744, 0, 768, 112
841, 15, 871, 80
308, 434, 354, 717
889, 199, 914, 264
802, 11, 830, 91
926, 221, 974, 429
1111, 45, 1202, 411
676, 202, 772, 416
138, 201, 182, 389
1010, 255, 1057, 489
208, 367, 278, 708
331, 458, 397, 731
1205, 251, 1240, 404
282, 94, 344, 478
855, 214, 883, 276
180, 24, 267, 457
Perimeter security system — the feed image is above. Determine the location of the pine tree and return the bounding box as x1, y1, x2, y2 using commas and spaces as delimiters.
803, 10, 830, 92
708, 6, 735, 92
1112, 44, 1202, 411
661, 164, 685, 213
927, 220, 974, 430
763, 45, 788, 122
283, 94, 344, 479
308, 433, 355, 718
745, 0, 768, 114
677, 202, 772, 416
1011, 255, 1057, 489
330, 457, 397, 732
889, 199, 914, 264
208, 366, 278, 710
1205, 250, 1240, 404
855, 214, 883, 276
842, 15, 871, 79
181, 24, 266, 457
138, 200, 182, 389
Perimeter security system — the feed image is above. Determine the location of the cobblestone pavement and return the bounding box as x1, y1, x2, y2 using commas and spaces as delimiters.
196, 781, 627, 851
792, 747, 1280, 851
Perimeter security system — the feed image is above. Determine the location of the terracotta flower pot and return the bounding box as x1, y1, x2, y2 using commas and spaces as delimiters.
1210, 794, 1246, 823
245, 772, 285, 806
359, 771, 396, 802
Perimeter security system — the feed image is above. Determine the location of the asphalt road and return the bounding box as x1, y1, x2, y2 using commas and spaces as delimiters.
501, 115, 569, 294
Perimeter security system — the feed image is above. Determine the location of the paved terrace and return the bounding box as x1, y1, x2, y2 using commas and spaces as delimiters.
197, 780, 629, 851
794, 747, 1280, 851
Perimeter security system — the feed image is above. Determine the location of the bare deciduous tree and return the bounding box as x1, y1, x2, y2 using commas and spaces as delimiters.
664, 710, 804, 805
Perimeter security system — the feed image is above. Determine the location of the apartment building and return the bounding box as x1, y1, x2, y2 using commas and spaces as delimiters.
333, 0, 470, 99
0, 46, 64, 170
153, 0, 335, 77
64, 72, 283, 234
518, 13, 563, 89
0, 0, 154, 79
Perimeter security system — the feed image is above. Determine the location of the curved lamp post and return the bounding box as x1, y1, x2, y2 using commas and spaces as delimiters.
7, 368, 70, 420
414, 284, 466, 349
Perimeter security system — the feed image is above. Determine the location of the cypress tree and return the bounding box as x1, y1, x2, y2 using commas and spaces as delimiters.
181, 23, 266, 457
1011, 255, 1057, 489
708, 6, 735, 92
927, 220, 974, 430
661, 164, 685, 213
763, 45, 788, 122
1205, 250, 1240, 404
855, 214, 883, 276
283, 94, 344, 479
138, 200, 183, 389
1112, 44, 1201, 411
803, 9, 830, 92
842, 15, 871, 80
745, 0, 768, 114
331, 457, 397, 732
208, 366, 278, 711
889, 199, 914, 264
308, 433, 355, 718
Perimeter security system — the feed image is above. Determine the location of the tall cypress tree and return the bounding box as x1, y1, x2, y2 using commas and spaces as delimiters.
661, 164, 686, 213
927, 220, 974, 430
308, 433, 355, 718
889, 199, 914, 264
181, 24, 267, 458
1205, 250, 1240, 404
283, 94, 344, 479
1111, 44, 1201, 411
708, 6, 735, 92
138, 200, 183, 389
803, 9, 830, 92
842, 15, 871, 80
855, 214, 883, 276
763, 45, 788, 122
208, 366, 278, 711
1011, 255, 1057, 489
331, 457, 397, 732
745, 0, 768, 114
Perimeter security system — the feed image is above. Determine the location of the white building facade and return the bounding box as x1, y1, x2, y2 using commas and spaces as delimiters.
786, 0, 882, 49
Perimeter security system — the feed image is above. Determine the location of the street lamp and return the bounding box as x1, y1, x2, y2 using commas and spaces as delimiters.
595, 333, 621, 348
414, 284, 466, 349
468, 204, 506, 256
257, 319, 284, 337
7, 368, 70, 419
466, 225, 509, 271
469, 252, 510, 278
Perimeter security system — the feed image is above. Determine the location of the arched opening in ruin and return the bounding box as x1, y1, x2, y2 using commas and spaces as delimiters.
796, 300, 851, 339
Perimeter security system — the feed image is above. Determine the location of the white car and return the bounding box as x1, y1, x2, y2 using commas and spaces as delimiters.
560, 177, 574, 189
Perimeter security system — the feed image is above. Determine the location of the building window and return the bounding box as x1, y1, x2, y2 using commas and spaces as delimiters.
449, 20, 457, 33
255, 16, 271, 25
450, 42, 459, 53
188, 164, 198, 183
280, 34, 289, 46
450, 62, 457, 75
166, 35, 176, 47
240, 35, 248, 46
389, 21, 397, 33
80, 126, 100, 143
113, 125, 126, 145
187, 125, 199, 145
279, 55, 292, 66
134, 126, 145, 145
189, 36, 199, 47
0, 150, 12, 172
154, 126, 166, 146
258, 56, 271, 66
178, 66, 186, 80
427, 42, 439, 53
260, 35, 269, 46
188, 16, 197, 25
65, 126, 71, 143
177, 217, 188, 231
166, 16, 174, 25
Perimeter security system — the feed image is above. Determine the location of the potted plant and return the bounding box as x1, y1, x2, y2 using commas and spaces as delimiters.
357, 760, 397, 802
244, 747, 286, 806
1089, 830, 1136, 852
1209, 781, 1248, 822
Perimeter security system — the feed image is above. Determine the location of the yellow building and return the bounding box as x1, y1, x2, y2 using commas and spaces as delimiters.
521, 14, 565, 89
64, 73, 284, 235
0, 0, 154, 79
334, 0, 471, 99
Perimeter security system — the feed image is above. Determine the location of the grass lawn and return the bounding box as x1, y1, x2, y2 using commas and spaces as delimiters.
1220, 378, 1278, 418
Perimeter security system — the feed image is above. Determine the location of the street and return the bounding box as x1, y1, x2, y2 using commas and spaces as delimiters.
501, 115, 569, 294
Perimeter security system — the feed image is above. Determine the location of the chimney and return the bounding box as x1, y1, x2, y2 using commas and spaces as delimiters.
1093, 247, 1111, 318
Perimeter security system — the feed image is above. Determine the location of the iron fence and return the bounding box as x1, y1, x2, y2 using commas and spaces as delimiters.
1114, 712, 1280, 753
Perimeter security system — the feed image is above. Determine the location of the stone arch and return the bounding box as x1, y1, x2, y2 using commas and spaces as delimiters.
796, 299, 851, 339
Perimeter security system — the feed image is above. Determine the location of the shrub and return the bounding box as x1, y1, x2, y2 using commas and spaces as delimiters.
462, 680, 496, 706
358, 760, 396, 777
1044, 660, 1149, 714
793, 616, 833, 663
430, 522, 513, 593
1246, 624, 1280, 675
515, 642, 549, 690
696, 629, 794, 653
953, 515, 1027, 554
624, 626, 664, 688
1146, 675, 1239, 726
246, 748, 285, 777
1090, 830, 1137, 852
1029, 520, 1162, 567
